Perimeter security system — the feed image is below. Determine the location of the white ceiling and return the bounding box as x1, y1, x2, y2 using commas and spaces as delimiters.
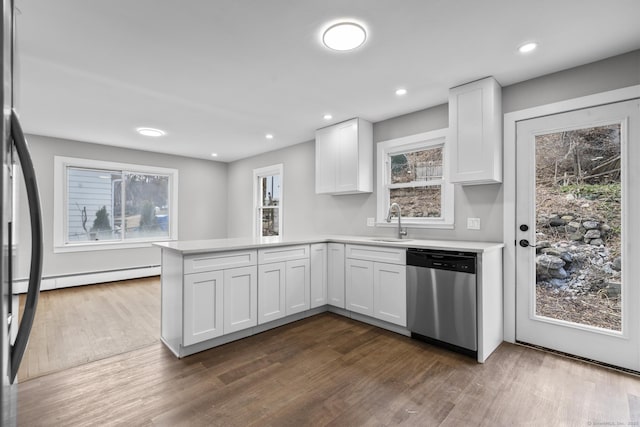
15, 0, 640, 162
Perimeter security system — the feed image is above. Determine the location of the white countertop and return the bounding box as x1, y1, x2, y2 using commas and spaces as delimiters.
154, 235, 504, 255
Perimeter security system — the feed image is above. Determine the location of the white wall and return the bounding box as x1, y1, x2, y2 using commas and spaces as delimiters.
16, 135, 228, 280
227, 50, 640, 242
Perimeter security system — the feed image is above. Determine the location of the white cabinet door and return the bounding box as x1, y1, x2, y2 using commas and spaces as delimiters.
285, 258, 310, 315
449, 76, 502, 184
373, 262, 407, 327
258, 262, 286, 324
223, 266, 257, 334
345, 258, 374, 316
315, 118, 373, 194
315, 125, 336, 194
183, 270, 224, 346
327, 243, 345, 308
335, 120, 359, 193
310, 243, 328, 308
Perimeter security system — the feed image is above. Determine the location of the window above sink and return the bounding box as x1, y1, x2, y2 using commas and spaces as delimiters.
376, 128, 454, 229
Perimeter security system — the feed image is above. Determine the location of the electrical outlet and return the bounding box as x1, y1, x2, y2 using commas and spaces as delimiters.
467, 217, 481, 230
366, 217, 375, 227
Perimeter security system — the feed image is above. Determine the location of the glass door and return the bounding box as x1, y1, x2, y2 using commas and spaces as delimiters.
515, 99, 640, 370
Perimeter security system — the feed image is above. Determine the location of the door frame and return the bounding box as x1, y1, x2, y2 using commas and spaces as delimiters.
503, 84, 640, 343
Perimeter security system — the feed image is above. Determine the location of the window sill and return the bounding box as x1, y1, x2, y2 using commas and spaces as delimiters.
375, 221, 455, 230
54, 239, 176, 253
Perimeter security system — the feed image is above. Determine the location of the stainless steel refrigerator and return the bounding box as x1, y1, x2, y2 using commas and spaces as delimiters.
1, 0, 43, 424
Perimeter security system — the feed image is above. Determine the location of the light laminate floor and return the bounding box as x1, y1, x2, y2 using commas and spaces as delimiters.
17, 277, 160, 381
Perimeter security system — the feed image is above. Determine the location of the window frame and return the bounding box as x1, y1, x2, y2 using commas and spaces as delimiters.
376, 128, 454, 228
54, 156, 179, 252
253, 163, 283, 239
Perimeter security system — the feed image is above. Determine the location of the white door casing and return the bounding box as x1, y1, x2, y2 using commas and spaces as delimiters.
514, 98, 640, 370
503, 85, 640, 343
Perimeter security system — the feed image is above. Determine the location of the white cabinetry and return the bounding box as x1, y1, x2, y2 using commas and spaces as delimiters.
183, 270, 224, 346
179, 250, 258, 347
327, 243, 345, 308
345, 258, 374, 316
373, 262, 406, 326
345, 245, 407, 326
310, 243, 328, 308
315, 118, 373, 194
448, 76, 502, 185
223, 266, 258, 334
258, 245, 310, 324
258, 262, 286, 323
285, 258, 310, 315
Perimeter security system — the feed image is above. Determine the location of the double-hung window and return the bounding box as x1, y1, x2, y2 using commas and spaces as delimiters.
376, 128, 454, 228
54, 157, 178, 251
253, 164, 283, 238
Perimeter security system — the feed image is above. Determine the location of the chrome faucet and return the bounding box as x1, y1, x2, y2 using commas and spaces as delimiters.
386, 203, 407, 239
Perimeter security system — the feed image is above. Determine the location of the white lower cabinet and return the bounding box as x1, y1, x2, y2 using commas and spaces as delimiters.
223, 266, 257, 334
258, 262, 287, 324
310, 243, 328, 308
285, 258, 310, 315
257, 245, 311, 324
345, 244, 407, 327
373, 262, 406, 326
345, 258, 374, 316
183, 270, 224, 346
327, 243, 345, 308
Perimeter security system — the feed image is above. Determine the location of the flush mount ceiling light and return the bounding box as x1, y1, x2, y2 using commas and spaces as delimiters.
518, 42, 538, 54
322, 21, 367, 51
136, 127, 165, 137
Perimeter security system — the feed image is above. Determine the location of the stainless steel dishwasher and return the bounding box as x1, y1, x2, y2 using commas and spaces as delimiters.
406, 248, 477, 357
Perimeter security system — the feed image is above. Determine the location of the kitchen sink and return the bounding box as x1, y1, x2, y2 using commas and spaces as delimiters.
369, 238, 413, 243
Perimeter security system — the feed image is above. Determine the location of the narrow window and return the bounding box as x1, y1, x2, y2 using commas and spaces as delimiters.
253, 164, 283, 238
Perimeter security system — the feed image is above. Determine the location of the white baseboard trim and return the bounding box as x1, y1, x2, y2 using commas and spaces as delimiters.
13, 266, 161, 294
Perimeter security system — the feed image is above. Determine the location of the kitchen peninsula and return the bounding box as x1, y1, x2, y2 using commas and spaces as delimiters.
155, 236, 504, 363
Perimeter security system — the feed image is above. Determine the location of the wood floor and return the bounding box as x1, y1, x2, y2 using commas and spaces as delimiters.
18, 310, 640, 426
17, 277, 160, 381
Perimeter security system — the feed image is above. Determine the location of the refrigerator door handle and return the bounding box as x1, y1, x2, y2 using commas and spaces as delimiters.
9, 109, 43, 383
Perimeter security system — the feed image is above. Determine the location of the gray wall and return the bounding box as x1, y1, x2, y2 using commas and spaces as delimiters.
227, 50, 640, 242
17, 135, 228, 279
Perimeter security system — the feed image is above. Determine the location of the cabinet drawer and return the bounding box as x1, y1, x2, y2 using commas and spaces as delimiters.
184, 250, 257, 274
258, 245, 309, 264
345, 244, 406, 265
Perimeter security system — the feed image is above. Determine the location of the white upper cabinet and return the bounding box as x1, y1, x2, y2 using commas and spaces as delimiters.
315, 118, 373, 194
448, 76, 502, 185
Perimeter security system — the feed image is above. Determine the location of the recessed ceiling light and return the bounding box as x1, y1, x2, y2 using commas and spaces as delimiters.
136, 127, 165, 137
323, 114, 333, 120
322, 22, 367, 51
518, 42, 538, 53
211, 153, 218, 157
395, 88, 407, 96
265, 134, 274, 140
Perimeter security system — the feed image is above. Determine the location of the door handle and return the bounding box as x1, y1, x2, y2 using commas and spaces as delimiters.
10, 110, 43, 383
519, 239, 537, 248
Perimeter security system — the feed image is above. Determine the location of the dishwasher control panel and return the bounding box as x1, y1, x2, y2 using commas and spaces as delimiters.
406, 248, 476, 274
